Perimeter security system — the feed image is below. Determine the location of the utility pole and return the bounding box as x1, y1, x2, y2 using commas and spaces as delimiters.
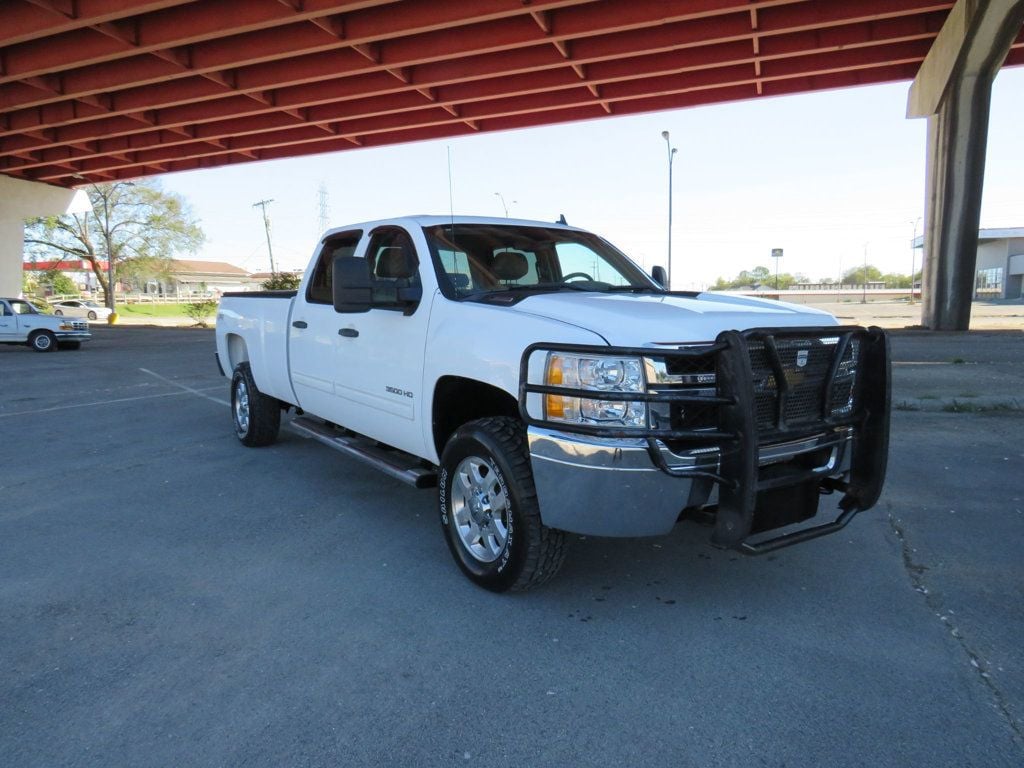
253, 199, 277, 274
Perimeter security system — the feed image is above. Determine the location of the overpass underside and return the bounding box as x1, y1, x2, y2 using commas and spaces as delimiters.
1, 0, 1022, 329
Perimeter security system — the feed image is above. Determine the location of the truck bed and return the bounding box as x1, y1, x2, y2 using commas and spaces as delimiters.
216, 292, 297, 405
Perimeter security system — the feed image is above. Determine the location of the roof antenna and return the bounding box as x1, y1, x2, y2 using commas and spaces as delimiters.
447, 145, 455, 233
557, 213, 567, 225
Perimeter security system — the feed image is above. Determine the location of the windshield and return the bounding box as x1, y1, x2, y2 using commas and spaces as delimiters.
423, 224, 658, 298
9, 300, 40, 315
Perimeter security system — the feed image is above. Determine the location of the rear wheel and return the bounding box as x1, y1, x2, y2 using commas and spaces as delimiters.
30, 331, 57, 353
53, 310, 64, 316
231, 362, 281, 446
439, 416, 566, 592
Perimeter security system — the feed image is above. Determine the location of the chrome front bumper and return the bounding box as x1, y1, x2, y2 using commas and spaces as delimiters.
55, 330, 92, 342
527, 426, 854, 537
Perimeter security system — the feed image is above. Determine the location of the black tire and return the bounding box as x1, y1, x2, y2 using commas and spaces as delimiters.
53, 310, 63, 316
231, 362, 281, 447
87, 311, 97, 320
439, 416, 566, 592
30, 331, 57, 353
61, 341, 82, 350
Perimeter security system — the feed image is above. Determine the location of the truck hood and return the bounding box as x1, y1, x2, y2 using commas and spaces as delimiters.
509, 291, 836, 346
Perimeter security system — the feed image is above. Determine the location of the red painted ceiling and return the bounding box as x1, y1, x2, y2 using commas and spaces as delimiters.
1, 0, 1021, 188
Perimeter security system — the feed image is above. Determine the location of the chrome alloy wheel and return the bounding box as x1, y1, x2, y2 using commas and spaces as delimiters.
233, 377, 250, 436
451, 455, 509, 563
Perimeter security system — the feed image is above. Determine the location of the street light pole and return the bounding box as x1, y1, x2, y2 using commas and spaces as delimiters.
661, 131, 677, 289
909, 216, 922, 304
494, 192, 517, 218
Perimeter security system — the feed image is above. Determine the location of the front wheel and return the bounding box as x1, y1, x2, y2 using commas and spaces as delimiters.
30, 331, 57, 352
439, 417, 566, 592
87, 311, 97, 320
231, 362, 281, 447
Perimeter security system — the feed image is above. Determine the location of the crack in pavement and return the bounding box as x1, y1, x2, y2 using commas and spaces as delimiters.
888, 509, 1024, 749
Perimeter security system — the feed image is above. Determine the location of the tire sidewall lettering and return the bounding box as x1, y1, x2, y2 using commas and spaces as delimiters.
490, 463, 514, 573
438, 468, 449, 525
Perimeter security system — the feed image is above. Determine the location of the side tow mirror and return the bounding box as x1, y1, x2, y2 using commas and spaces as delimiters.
332, 256, 373, 313
651, 265, 668, 289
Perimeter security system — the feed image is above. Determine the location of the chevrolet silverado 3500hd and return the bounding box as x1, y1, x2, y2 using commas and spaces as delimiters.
215, 216, 889, 592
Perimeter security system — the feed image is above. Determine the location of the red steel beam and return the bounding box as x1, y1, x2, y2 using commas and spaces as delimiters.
1, 35, 939, 172
0, 0, 199, 48
0, 5, 949, 145
60, 61, 920, 184
2, 0, 999, 188
21, 49, 932, 182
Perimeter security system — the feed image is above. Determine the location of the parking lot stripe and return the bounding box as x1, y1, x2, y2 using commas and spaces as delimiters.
0, 388, 224, 419
139, 368, 231, 407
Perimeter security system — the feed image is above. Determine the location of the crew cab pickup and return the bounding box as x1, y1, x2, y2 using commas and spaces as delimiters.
0, 298, 91, 351
216, 216, 889, 592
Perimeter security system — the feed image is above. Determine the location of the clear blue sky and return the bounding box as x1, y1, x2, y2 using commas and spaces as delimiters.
160, 66, 1023, 290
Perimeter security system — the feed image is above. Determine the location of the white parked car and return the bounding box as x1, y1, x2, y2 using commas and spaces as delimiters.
51, 299, 111, 321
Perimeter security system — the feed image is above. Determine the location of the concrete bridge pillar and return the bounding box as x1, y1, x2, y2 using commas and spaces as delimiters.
0, 176, 91, 297
908, 0, 1024, 330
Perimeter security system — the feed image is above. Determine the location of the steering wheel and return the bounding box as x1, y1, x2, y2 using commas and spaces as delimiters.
561, 271, 595, 282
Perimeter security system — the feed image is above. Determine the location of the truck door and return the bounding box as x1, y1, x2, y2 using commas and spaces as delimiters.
0, 301, 16, 340
331, 226, 431, 457
288, 230, 363, 420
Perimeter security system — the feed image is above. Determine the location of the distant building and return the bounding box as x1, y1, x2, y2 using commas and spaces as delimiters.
915, 228, 1024, 300
150, 259, 251, 296
23, 258, 108, 293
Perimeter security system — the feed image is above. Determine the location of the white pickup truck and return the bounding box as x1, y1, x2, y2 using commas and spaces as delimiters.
1, 297, 91, 351
216, 216, 889, 591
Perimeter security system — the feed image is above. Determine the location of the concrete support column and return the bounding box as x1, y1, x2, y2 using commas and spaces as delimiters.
0, 215, 25, 299
909, 0, 1024, 330
0, 176, 91, 297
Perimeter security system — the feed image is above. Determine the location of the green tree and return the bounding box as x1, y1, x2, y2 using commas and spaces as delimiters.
841, 264, 883, 285
24, 181, 204, 302
46, 271, 79, 296
711, 265, 804, 290
261, 272, 301, 290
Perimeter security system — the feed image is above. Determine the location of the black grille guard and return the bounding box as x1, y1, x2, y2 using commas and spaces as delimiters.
518, 325, 891, 554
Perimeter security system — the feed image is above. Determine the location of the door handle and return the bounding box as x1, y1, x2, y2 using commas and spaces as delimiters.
338, 328, 359, 338
292, 320, 308, 329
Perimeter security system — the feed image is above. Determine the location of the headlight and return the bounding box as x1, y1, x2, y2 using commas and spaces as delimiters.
544, 352, 647, 428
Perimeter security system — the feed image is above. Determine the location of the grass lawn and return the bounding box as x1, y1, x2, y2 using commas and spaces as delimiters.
118, 302, 197, 318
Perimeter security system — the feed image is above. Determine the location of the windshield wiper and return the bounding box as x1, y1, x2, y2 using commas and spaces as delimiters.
528, 281, 612, 292
607, 285, 665, 293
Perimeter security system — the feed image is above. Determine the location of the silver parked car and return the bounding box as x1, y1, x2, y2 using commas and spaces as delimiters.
51, 299, 111, 321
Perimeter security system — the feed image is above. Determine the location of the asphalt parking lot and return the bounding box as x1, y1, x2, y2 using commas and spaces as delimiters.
2, 326, 1022, 767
